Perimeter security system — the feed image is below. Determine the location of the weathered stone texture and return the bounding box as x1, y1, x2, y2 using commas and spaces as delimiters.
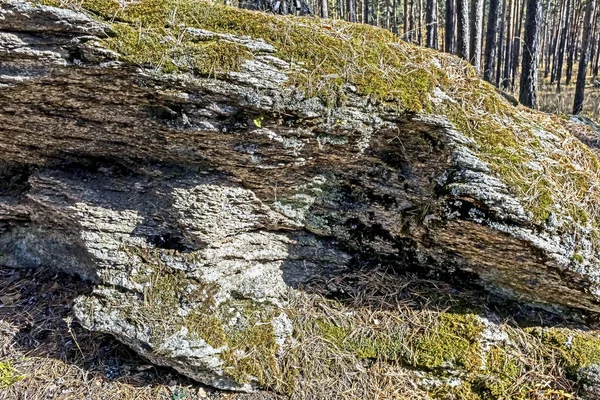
3, 0, 600, 391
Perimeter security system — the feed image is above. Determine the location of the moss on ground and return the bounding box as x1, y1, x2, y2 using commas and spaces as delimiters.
412, 313, 484, 371
219, 300, 280, 386
527, 327, 600, 377
0, 361, 23, 389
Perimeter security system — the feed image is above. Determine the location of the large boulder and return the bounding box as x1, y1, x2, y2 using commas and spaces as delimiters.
3, 0, 600, 391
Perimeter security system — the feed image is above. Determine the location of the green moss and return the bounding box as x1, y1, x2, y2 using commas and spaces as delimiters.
185, 312, 227, 348
0, 361, 23, 389
413, 314, 484, 371
35, 0, 446, 111
105, 23, 251, 75
527, 327, 600, 377
572, 253, 585, 264
472, 347, 526, 399
428, 381, 480, 400
219, 300, 280, 387
315, 318, 408, 361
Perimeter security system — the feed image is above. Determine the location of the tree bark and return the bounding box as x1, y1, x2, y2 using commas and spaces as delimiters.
495, 0, 507, 87
362, 0, 367, 22
322, 0, 329, 18
566, 1, 583, 86
347, 0, 356, 21
550, 0, 566, 83
409, 0, 415, 40
392, 0, 398, 33
469, 0, 484, 72
404, 0, 409, 38
574, 0, 597, 114
456, 0, 469, 59
510, 0, 525, 90
519, 0, 543, 108
501, 0, 513, 90
426, 0, 438, 49
445, 0, 455, 53
556, 0, 571, 91
483, 0, 501, 82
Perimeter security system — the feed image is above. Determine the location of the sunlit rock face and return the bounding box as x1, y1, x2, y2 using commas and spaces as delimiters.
4, 0, 600, 391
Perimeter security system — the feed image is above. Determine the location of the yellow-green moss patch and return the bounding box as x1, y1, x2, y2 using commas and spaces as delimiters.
527, 327, 600, 376
412, 313, 484, 371
0, 361, 24, 389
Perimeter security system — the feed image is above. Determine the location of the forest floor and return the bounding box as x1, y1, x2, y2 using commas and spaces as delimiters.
0, 263, 592, 400
0, 266, 284, 400
538, 82, 600, 121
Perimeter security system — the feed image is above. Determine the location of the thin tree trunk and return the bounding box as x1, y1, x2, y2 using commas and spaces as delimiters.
469, 0, 484, 72
363, 0, 367, 22
588, 5, 599, 77
595, 19, 600, 76
496, 0, 507, 87
456, 0, 469, 59
502, 0, 514, 89
347, 0, 356, 21
550, 0, 566, 83
404, 0, 409, 38
392, 0, 398, 33
426, 0, 438, 48
322, 0, 329, 18
566, 1, 583, 85
484, 0, 501, 82
543, 0, 553, 79
386, 0, 390, 28
519, 0, 542, 108
418, 0, 423, 45
556, 0, 572, 92
445, 0, 455, 53
511, 0, 525, 90
409, 0, 415, 40
574, 0, 597, 114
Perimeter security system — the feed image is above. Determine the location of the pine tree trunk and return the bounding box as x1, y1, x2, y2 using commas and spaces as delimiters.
363, 0, 367, 22
502, 0, 513, 89
469, 0, 484, 72
556, 0, 572, 92
574, 0, 596, 114
594, 23, 600, 76
511, 0, 525, 90
519, 0, 542, 108
392, 0, 398, 33
322, 0, 329, 18
588, 5, 599, 77
484, 0, 501, 82
550, 0, 566, 83
542, 0, 552, 78
445, 0, 455, 53
347, 0, 356, 21
566, 1, 583, 86
456, 0, 469, 59
419, 0, 424, 45
496, 0, 507, 87
426, 0, 438, 48
386, 0, 390, 28
409, 0, 415, 39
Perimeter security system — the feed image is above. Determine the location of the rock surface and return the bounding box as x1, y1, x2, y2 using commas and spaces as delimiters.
3, 0, 600, 392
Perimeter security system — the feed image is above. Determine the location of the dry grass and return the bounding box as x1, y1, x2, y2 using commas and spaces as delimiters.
539, 84, 600, 122
277, 269, 584, 400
